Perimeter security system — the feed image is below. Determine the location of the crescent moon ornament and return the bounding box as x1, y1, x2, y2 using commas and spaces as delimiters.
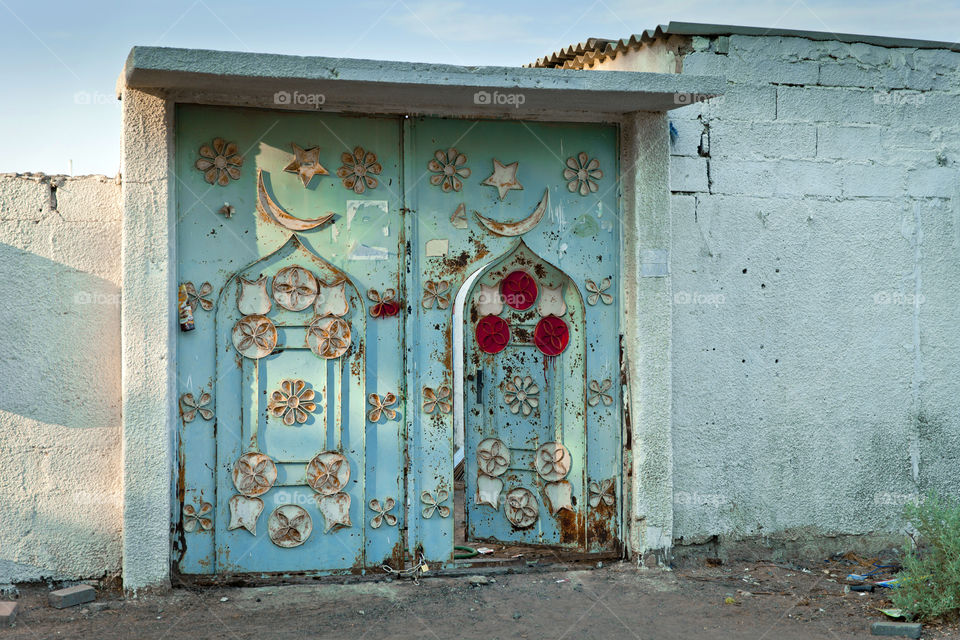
256, 169, 335, 232
474, 188, 548, 237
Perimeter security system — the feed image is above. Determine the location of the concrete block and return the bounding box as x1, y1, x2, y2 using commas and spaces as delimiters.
841, 164, 906, 198
711, 121, 816, 159
49, 584, 96, 609
907, 167, 957, 198
702, 84, 777, 122
669, 118, 706, 157
818, 62, 885, 89
816, 125, 884, 161
777, 86, 882, 124
0, 601, 18, 626
670, 156, 709, 193
0, 175, 49, 220
56, 176, 121, 222
710, 160, 841, 197
870, 621, 921, 638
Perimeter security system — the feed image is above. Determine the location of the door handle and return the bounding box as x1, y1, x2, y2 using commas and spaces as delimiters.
475, 369, 483, 404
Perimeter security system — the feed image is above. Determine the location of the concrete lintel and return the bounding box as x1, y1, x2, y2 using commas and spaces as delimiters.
119, 46, 725, 118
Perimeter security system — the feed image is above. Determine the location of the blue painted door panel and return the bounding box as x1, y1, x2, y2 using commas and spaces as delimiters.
403, 117, 622, 560
175, 106, 404, 574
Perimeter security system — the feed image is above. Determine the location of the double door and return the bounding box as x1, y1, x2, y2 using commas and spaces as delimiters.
174, 106, 621, 574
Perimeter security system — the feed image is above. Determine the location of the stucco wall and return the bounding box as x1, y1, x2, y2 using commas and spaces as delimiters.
599, 34, 960, 551
0, 173, 122, 583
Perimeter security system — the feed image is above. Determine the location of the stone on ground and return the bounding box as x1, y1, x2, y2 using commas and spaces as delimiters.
49, 585, 96, 609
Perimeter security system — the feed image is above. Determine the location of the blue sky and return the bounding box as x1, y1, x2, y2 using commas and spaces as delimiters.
1, 0, 957, 175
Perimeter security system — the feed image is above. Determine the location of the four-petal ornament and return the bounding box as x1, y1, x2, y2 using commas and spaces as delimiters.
183, 501, 214, 532
588, 478, 616, 508
585, 277, 613, 305
232, 452, 278, 497
307, 317, 352, 359
421, 489, 451, 518
368, 392, 398, 422
476, 438, 510, 477
422, 386, 452, 414
588, 379, 614, 407
231, 315, 277, 359
180, 391, 213, 422
369, 497, 398, 528
306, 451, 351, 496
272, 265, 318, 311
182, 281, 214, 312
368, 288, 400, 318
505, 488, 539, 528
421, 280, 451, 310
534, 442, 572, 482
268, 505, 312, 548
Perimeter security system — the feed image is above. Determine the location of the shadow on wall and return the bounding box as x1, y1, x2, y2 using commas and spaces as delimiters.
0, 242, 120, 429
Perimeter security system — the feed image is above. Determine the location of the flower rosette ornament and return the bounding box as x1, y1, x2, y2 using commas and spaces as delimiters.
475, 316, 510, 354
533, 315, 569, 356
500, 270, 537, 311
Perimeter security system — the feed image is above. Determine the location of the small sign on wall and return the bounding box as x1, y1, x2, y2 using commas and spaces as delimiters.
641, 249, 669, 277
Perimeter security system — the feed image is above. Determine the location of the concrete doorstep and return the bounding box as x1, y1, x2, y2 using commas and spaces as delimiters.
870, 620, 922, 638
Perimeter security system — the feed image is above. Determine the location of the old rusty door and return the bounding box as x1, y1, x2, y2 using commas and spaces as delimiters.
175, 106, 405, 574
405, 117, 622, 558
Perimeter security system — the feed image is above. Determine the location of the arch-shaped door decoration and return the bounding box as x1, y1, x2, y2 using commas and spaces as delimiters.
463, 239, 587, 548
214, 234, 366, 572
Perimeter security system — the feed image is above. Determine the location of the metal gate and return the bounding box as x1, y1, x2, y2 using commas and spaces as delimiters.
175, 106, 621, 575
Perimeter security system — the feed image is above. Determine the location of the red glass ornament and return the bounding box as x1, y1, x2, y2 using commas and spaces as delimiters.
533, 316, 569, 356
500, 270, 538, 311
476, 316, 510, 354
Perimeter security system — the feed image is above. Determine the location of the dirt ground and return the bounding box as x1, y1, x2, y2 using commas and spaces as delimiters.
5, 556, 958, 639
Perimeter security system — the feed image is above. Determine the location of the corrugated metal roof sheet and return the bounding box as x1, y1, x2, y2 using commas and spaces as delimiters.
528, 21, 960, 68
527, 27, 668, 69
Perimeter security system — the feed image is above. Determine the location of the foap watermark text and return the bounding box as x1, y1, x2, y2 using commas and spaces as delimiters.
274, 91, 326, 108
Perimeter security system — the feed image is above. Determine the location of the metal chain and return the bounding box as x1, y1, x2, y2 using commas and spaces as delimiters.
380, 553, 428, 585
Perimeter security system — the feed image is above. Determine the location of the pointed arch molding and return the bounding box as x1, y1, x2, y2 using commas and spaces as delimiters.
215, 233, 366, 453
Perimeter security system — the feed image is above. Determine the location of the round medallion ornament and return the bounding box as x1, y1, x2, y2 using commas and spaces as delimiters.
475, 316, 510, 354
231, 314, 277, 359
272, 266, 318, 311
306, 451, 351, 496
231, 452, 278, 497
533, 315, 569, 356
476, 438, 510, 477
307, 317, 352, 359
501, 270, 538, 311
505, 488, 539, 528
267, 504, 312, 548
534, 441, 572, 482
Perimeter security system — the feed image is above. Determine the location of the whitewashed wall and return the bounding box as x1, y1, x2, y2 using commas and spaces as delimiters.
0, 173, 122, 583
597, 34, 960, 553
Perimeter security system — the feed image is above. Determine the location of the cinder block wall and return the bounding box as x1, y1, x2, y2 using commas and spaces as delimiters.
606, 34, 960, 553
0, 173, 122, 583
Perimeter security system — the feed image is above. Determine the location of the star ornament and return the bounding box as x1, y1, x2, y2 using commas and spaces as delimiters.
284, 143, 329, 187
481, 158, 523, 200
